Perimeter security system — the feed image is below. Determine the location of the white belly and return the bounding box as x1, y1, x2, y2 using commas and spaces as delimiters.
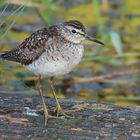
27, 45, 84, 77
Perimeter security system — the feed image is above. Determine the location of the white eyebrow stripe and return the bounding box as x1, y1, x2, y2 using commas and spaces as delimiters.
65, 26, 85, 36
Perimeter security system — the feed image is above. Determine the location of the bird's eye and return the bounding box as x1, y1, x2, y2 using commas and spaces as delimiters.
72, 30, 76, 33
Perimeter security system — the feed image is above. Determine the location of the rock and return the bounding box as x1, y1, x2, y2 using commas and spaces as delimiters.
0, 93, 140, 140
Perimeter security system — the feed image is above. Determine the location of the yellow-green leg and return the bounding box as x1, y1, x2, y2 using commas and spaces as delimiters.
37, 75, 56, 126
48, 77, 70, 118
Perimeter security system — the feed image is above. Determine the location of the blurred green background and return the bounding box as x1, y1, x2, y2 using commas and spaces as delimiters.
0, 0, 140, 106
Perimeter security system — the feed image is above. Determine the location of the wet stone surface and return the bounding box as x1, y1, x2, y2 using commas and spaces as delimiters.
0, 93, 140, 140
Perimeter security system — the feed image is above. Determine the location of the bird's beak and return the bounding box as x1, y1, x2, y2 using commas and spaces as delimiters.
85, 35, 104, 45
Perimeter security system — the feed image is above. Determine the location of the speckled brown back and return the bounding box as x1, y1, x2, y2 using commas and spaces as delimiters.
0, 28, 51, 65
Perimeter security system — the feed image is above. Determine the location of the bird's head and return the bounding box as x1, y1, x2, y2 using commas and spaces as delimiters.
59, 20, 104, 45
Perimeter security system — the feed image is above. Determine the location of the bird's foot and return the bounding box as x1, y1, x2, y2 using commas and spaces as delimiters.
54, 104, 72, 118
44, 113, 58, 126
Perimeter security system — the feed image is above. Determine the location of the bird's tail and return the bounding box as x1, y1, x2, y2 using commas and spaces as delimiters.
0, 51, 8, 62
0, 55, 4, 62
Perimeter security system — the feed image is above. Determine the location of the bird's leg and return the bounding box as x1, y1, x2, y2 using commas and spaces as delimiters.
48, 77, 70, 118
37, 75, 56, 126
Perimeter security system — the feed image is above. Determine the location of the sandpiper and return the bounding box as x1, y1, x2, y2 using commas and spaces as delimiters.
0, 20, 104, 126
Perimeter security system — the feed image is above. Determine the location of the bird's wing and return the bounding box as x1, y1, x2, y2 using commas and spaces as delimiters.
0, 28, 50, 65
